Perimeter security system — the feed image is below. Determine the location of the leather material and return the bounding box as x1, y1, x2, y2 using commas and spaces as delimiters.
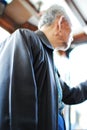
0, 29, 58, 130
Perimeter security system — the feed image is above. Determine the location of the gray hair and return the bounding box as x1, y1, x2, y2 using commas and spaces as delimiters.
38, 4, 71, 29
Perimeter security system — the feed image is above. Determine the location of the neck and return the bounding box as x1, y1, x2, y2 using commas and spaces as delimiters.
39, 25, 56, 48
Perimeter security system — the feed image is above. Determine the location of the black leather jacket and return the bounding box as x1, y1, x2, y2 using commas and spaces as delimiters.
0, 29, 87, 130
0, 29, 58, 130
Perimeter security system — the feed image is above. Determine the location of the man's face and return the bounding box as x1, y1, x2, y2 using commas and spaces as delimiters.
55, 16, 73, 51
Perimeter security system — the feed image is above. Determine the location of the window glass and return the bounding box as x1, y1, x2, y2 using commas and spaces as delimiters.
54, 44, 87, 130
69, 43, 87, 129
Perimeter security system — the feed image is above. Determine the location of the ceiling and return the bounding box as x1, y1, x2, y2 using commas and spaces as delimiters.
0, 0, 87, 44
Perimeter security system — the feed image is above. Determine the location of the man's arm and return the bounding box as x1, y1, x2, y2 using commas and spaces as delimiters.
60, 78, 87, 105
0, 29, 38, 130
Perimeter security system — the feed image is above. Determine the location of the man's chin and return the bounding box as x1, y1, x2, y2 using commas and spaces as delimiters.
55, 46, 69, 51
61, 42, 71, 51
62, 46, 70, 51
54, 43, 71, 51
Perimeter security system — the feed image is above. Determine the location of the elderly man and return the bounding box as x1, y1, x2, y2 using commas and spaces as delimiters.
0, 4, 87, 130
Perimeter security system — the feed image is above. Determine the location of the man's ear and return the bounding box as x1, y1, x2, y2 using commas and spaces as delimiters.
54, 16, 64, 36
57, 16, 64, 34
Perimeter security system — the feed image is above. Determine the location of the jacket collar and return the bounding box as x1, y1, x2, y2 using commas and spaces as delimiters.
35, 30, 54, 51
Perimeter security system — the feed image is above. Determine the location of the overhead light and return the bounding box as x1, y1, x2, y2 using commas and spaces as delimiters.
4, 0, 13, 4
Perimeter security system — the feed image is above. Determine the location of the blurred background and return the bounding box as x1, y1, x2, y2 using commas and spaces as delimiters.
1, 0, 87, 129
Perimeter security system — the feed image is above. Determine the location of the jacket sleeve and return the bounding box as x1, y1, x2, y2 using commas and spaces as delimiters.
0, 29, 38, 130
60, 77, 87, 105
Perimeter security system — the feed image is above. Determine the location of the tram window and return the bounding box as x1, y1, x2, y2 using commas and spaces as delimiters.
69, 43, 87, 129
